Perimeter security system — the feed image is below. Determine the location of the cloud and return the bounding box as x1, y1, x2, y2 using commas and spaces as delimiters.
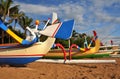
14, 1, 58, 15
14, 0, 120, 45
90, 0, 120, 23
14, 1, 85, 20
14, 0, 120, 23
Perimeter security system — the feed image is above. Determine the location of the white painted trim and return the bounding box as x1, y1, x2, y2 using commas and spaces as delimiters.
36, 59, 116, 64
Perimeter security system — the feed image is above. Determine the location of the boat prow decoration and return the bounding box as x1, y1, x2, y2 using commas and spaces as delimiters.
70, 30, 100, 54
81, 30, 100, 54
83, 38, 100, 54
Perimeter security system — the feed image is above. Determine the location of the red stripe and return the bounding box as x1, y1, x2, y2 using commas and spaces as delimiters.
0, 43, 19, 46
52, 23, 61, 37
93, 30, 97, 36
52, 19, 58, 24
0, 54, 45, 57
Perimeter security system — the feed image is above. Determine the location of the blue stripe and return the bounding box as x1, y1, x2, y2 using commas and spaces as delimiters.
89, 36, 98, 47
0, 57, 41, 65
0, 45, 18, 49
55, 19, 74, 40
77, 46, 80, 50
95, 36, 98, 40
89, 40, 93, 45
0, 20, 8, 31
22, 38, 38, 46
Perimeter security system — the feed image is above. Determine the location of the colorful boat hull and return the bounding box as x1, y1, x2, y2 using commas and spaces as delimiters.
0, 37, 55, 65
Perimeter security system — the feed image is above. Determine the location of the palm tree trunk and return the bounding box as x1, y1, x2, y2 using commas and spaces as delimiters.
14, 19, 17, 29
8, 35, 11, 43
24, 29, 27, 39
1, 31, 4, 44
2, 15, 7, 44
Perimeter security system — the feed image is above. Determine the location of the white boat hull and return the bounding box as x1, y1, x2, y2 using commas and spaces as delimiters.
0, 37, 55, 65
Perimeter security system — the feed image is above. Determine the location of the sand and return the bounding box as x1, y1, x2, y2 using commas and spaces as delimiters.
0, 57, 120, 79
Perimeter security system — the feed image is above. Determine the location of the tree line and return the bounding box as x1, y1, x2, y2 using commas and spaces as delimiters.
55, 30, 95, 48
0, 0, 34, 44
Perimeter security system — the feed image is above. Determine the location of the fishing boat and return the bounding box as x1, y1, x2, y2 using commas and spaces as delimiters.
0, 14, 74, 65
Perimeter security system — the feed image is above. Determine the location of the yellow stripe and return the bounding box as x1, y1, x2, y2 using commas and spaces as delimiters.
80, 48, 85, 51
6, 29, 23, 43
88, 44, 91, 48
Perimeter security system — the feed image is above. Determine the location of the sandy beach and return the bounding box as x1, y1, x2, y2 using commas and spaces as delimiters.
0, 57, 120, 79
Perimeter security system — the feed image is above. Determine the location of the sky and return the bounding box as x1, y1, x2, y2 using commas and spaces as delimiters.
13, 0, 120, 45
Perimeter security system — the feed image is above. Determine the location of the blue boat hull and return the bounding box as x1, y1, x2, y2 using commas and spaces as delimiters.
0, 57, 42, 65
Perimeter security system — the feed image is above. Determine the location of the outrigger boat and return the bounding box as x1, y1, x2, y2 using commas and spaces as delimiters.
0, 13, 74, 65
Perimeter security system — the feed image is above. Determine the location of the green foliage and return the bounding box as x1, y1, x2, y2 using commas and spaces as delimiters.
0, 0, 23, 43
55, 30, 95, 48
55, 38, 69, 48
18, 16, 33, 29
8, 25, 25, 38
40, 35, 48, 42
43, 53, 110, 59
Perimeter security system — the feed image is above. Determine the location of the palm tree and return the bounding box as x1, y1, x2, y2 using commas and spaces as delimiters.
0, 0, 20, 44
18, 16, 33, 37
9, 7, 25, 29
